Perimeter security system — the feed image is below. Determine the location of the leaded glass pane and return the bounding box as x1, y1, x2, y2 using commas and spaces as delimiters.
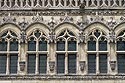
10, 55, 18, 74
88, 54, 96, 74
68, 54, 76, 74
99, 41, 107, 51
117, 54, 125, 73
10, 39, 18, 51
28, 38, 36, 51
39, 40, 47, 51
99, 54, 107, 73
57, 41, 65, 51
0, 39, 7, 51
68, 41, 76, 51
88, 41, 96, 51
117, 41, 125, 51
28, 55, 36, 74
0, 55, 6, 74
39, 54, 47, 74
57, 54, 65, 74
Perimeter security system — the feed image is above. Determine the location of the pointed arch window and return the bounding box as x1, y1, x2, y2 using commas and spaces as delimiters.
117, 30, 125, 74
87, 29, 108, 74
0, 30, 18, 74
27, 30, 48, 74
56, 29, 77, 74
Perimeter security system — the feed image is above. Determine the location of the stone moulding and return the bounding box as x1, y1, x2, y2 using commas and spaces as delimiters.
0, 75, 125, 80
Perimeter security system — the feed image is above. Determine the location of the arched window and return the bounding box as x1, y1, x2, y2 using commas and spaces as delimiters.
87, 29, 108, 74
117, 30, 125, 73
56, 29, 77, 74
27, 30, 47, 74
0, 30, 18, 74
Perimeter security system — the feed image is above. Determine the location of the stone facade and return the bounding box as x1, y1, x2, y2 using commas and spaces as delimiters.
0, 0, 125, 83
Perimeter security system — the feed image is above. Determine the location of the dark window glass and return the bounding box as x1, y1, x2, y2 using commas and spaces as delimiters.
0, 39, 7, 51
28, 38, 36, 51
117, 41, 125, 51
39, 41, 47, 51
68, 41, 76, 51
10, 39, 18, 51
88, 54, 96, 74
39, 54, 47, 74
28, 55, 36, 74
88, 41, 96, 51
57, 41, 65, 51
10, 55, 18, 74
99, 54, 107, 73
57, 54, 65, 74
99, 41, 107, 51
117, 54, 125, 73
68, 54, 76, 74
0, 55, 6, 74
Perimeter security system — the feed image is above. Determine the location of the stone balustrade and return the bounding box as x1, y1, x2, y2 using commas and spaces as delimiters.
0, 0, 124, 10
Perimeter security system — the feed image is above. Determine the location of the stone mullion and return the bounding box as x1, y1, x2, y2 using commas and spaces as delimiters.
6, 40, 10, 75
35, 40, 39, 75
6, 53, 10, 75
96, 52, 99, 74
65, 52, 68, 74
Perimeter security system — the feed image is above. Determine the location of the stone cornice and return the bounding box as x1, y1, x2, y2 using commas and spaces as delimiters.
0, 75, 125, 80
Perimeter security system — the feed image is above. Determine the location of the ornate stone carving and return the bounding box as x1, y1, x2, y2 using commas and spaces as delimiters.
107, 17, 117, 28
48, 31, 56, 43
109, 30, 116, 43
2, 13, 16, 24
20, 29, 27, 44
78, 31, 86, 44
110, 61, 116, 71
19, 61, 26, 71
79, 61, 86, 71
49, 61, 55, 72
32, 13, 44, 22
48, 17, 57, 28
18, 18, 29, 29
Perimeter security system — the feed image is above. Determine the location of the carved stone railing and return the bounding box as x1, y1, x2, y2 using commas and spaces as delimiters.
0, 0, 125, 10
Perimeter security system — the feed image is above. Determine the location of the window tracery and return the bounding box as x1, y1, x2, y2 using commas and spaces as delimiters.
0, 30, 18, 74
56, 29, 77, 74
27, 29, 48, 74
87, 29, 108, 74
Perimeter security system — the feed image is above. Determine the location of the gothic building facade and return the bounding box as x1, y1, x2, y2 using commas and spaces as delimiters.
0, 0, 125, 83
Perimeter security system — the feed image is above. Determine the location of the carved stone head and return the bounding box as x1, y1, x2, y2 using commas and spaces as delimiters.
49, 61, 55, 72
79, 61, 86, 71
110, 61, 116, 71
19, 61, 25, 71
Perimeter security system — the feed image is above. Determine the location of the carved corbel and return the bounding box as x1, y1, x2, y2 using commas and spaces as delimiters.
79, 61, 86, 71
110, 61, 116, 71
19, 61, 26, 71
49, 61, 55, 72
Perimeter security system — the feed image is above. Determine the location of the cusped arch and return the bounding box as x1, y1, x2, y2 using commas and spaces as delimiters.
83, 22, 109, 35
26, 23, 50, 36
114, 22, 125, 36
0, 23, 21, 36
55, 23, 79, 37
